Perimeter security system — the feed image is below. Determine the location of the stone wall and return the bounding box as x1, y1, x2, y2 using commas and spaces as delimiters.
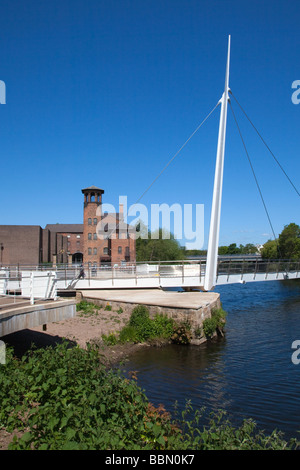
77, 291, 222, 345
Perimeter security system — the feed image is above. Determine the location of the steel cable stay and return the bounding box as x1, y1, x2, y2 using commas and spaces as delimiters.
133, 100, 221, 206
106, 100, 221, 240
229, 100, 286, 263
230, 91, 300, 198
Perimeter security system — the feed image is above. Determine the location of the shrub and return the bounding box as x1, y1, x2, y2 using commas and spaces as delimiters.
203, 308, 227, 339
1, 343, 298, 450
202, 317, 217, 338
101, 333, 118, 346
129, 305, 150, 328
119, 326, 139, 343
151, 314, 174, 339
171, 322, 192, 345
129, 305, 153, 341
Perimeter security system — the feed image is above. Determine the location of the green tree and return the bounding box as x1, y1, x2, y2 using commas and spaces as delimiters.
261, 239, 278, 259
136, 228, 185, 262
227, 243, 240, 254
278, 223, 300, 259
241, 243, 257, 254
218, 246, 229, 255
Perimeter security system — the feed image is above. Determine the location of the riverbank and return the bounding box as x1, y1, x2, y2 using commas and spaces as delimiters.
1, 288, 222, 362
1, 301, 141, 364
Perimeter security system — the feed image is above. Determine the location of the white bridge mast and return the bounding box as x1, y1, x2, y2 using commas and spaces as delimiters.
204, 35, 231, 291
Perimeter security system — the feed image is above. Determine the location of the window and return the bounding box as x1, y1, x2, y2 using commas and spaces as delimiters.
103, 247, 108, 255
88, 233, 92, 240
88, 218, 92, 225
77, 235, 81, 239
93, 218, 97, 225
118, 246, 122, 254
93, 233, 97, 240
88, 248, 92, 255
93, 248, 97, 255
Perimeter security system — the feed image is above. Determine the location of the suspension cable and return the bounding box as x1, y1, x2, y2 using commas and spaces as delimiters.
229, 100, 278, 243
230, 91, 300, 197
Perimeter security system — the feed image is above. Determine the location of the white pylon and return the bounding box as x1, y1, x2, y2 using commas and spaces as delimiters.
204, 35, 231, 291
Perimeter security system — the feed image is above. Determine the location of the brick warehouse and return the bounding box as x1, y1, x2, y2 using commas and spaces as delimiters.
0, 186, 136, 266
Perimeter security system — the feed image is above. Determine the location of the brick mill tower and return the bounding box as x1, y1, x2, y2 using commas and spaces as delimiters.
81, 186, 105, 266
82, 185, 136, 267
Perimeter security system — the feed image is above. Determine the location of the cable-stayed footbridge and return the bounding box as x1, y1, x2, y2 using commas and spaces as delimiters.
1, 36, 299, 302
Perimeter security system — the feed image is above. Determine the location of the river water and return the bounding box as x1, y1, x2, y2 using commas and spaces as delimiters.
123, 280, 300, 440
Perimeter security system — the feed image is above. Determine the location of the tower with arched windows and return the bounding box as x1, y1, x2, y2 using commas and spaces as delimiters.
82, 186, 105, 265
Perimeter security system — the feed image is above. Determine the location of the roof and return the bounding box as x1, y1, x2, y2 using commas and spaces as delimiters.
81, 186, 104, 193
45, 224, 84, 233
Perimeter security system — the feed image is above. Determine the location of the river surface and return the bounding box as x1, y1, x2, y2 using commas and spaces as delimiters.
123, 280, 300, 440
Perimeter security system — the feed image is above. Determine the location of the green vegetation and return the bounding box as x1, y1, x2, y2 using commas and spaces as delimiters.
0, 343, 298, 450
101, 305, 192, 346
171, 322, 192, 345
136, 228, 185, 262
76, 300, 101, 317
185, 243, 258, 258
261, 223, 300, 259
202, 308, 227, 339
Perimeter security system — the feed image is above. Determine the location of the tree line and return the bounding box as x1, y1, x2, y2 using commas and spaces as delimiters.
135, 223, 300, 262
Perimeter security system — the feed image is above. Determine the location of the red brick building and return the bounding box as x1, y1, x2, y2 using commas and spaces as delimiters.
0, 186, 136, 266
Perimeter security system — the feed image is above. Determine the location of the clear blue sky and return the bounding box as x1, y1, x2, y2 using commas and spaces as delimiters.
0, 0, 299, 249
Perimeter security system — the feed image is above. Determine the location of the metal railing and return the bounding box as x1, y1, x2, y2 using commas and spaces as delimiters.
1, 258, 299, 292
0, 269, 57, 306
216, 258, 300, 281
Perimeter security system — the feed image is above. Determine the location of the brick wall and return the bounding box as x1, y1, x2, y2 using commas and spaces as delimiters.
0, 225, 43, 265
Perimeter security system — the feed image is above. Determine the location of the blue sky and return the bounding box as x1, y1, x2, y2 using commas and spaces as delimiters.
0, 0, 299, 249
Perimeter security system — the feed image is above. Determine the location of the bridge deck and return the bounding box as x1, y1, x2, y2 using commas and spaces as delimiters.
1, 259, 299, 295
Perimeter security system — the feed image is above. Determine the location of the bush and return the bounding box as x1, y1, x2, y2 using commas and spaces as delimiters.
151, 314, 174, 339
129, 306, 153, 342
203, 308, 227, 339
101, 333, 118, 346
1, 343, 298, 450
171, 322, 192, 345
119, 326, 139, 344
